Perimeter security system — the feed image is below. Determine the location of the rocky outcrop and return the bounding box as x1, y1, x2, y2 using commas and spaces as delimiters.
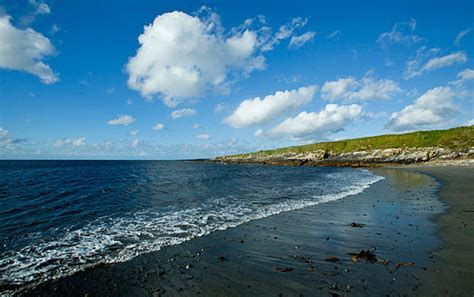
214, 147, 474, 167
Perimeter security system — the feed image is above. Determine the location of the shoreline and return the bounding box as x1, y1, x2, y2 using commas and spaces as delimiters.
17, 165, 468, 296
404, 165, 474, 296
206, 157, 474, 168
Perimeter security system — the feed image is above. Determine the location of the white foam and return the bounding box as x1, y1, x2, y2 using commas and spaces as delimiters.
0, 170, 384, 294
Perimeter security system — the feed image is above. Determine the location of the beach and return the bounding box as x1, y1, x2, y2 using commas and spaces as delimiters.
409, 166, 474, 296
16, 165, 472, 296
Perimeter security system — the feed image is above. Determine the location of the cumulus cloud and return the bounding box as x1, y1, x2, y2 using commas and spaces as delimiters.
54, 137, 86, 147
127, 11, 261, 106
193, 123, 201, 129
321, 76, 401, 101
0, 14, 58, 84
465, 119, 474, 126
224, 85, 317, 128
171, 108, 196, 119
196, 134, 210, 140
289, 31, 316, 48
256, 104, 363, 140
108, 115, 135, 126
129, 129, 139, 136
152, 123, 164, 131
377, 19, 422, 47
126, 9, 311, 106
454, 28, 471, 46
386, 86, 457, 131
405, 50, 467, 78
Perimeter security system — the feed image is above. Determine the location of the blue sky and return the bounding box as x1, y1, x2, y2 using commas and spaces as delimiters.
0, 0, 473, 159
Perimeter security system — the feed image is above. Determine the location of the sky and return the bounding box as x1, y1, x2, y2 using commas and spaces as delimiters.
0, 0, 473, 159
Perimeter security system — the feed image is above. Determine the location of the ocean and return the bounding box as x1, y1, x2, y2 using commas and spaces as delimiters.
0, 160, 383, 292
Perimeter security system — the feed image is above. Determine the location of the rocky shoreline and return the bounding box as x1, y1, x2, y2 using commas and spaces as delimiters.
212, 147, 474, 167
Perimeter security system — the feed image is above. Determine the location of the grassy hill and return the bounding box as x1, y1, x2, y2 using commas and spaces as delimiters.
221, 126, 474, 159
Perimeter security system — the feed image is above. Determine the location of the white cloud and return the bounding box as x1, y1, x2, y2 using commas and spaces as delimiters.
256, 104, 363, 140
0, 128, 28, 151
289, 31, 316, 48
259, 17, 309, 51
0, 128, 9, 139
152, 123, 164, 131
465, 119, 474, 126
224, 85, 316, 128
405, 50, 467, 78
454, 28, 471, 46
126, 11, 264, 106
422, 51, 467, 71
214, 102, 226, 113
450, 68, 474, 86
193, 123, 201, 129
0, 14, 58, 84
328, 30, 341, 39
321, 76, 401, 101
126, 10, 310, 106
196, 134, 210, 140
29, 0, 51, 15
54, 137, 86, 147
386, 86, 457, 131
108, 115, 135, 126
51, 24, 60, 34
131, 139, 142, 147
0, 127, 14, 150
377, 19, 422, 47
129, 129, 139, 136
171, 108, 196, 119
20, 0, 51, 26
457, 68, 474, 81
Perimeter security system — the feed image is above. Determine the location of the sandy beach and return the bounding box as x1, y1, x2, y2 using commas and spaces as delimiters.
409, 166, 474, 296
19, 165, 473, 296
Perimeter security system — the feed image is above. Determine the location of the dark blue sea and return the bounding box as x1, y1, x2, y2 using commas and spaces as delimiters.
0, 160, 383, 291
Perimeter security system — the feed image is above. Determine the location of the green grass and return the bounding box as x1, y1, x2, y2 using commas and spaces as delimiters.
220, 126, 474, 159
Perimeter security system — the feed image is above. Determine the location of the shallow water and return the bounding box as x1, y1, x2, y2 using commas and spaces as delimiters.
0, 160, 383, 292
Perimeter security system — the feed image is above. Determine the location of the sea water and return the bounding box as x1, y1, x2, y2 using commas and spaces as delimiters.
0, 160, 383, 292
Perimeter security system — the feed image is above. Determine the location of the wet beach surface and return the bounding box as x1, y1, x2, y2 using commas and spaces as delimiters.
410, 166, 474, 296
20, 168, 448, 296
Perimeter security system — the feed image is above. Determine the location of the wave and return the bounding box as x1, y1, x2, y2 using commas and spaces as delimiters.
0, 170, 383, 295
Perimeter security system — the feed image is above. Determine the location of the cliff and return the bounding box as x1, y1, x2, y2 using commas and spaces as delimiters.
214, 126, 474, 167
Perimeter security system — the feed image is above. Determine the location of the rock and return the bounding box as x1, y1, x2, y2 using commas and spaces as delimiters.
350, 222, 366, 228
325, 256, 340, 262
216, 146, 474, 167
275, 267, 294, 272
348, 250, 378, 263
395, 262, 415, 269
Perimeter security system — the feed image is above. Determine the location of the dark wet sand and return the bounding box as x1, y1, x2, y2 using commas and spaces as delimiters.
20, 167, 473, 296
408, 166, 474, 296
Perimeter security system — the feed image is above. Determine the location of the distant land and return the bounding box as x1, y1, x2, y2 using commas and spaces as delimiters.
214, 126, 474, 167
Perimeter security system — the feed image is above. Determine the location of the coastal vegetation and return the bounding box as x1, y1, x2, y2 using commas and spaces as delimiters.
220, 126, 474, 159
